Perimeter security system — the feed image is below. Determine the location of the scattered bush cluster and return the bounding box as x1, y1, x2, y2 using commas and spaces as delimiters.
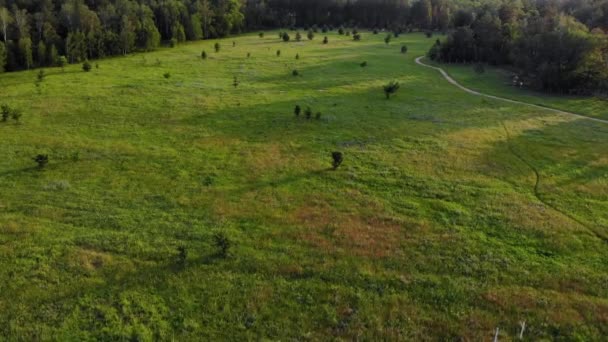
1, 104, 22, 123
294, 105, 321, 120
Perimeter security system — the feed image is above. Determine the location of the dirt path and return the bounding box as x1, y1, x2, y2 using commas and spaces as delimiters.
414, 56, 608, 125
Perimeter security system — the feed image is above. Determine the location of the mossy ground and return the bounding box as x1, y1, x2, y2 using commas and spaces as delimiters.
0, 31, 607, 340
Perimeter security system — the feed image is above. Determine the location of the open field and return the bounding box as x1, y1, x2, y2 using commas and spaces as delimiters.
1, 31, 607, 340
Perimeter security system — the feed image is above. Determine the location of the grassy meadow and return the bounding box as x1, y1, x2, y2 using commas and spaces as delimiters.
0, 31, 607, 340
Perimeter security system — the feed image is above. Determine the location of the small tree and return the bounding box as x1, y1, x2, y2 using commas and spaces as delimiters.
276, 50, 281, 57
233, 76, 239, 88
360, 61, 368, 68
163, 72, 171, 79
307, 30, 314, 40
33, 154, 48, 169
294, 105, 301, 117
282, 32, 290, 42
57, 56, 67, 71
292, 69, 299, 76
82, 60, 92, 72
177, 246, 187, 268
315, 112, 321, 120
353, 33, 361, 41
1, 104, 10, 122
11, 109, 22, 123
295, 53, 299, 60
384, 34, 391, 45
36, 70, 45, 82
383, 81, 400, 99
401, 45, 408, 54
213, 232, 232, 258
332, 152, 343, 170
373, 28, 379, 34
232, 41, 236, 47
201, 50, 207, 59
345, 31, 351, 37
425, 30, 433, 38
393, 31, 400, 38
338, 27, 344, 35
259, 32, 264, 38
214, 42, 221, 52
323, 36, 328, 44
247, 52, 251, 58
295, 32, 302, 41
304, 107, 312, 119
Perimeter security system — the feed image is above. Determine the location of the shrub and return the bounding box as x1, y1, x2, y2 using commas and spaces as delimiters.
33, 154, 49, 169
360, 61, 368, 67
425, 30, 433, 38
276, 50, 281, 57
294, 105, 301, 117
37, 69, 45, 82
11, 109, 22, 123
295, 32, 302, 41
353, 33, 361, 41
401, 45, 408, 54
307, 30, 314, 40
1, 104, 10, 122
259, 32, 264, 38
201, 50, 207, 59
353, 29, 358, 35
163, 72, 171, 79
282, 32, 290, 42
278, 31, 284, 39
213, 232, 232, 258
233, 76, 239, 88
323, 36, 328, 44
345, 31, 351, 36
304, 107, 312, 119
82, 60, 92, 72
177, 246, 187, 267
292, 69, 299, 76
232, 41, 236, 47
315, 112, 321, 120
322, 26, 328, 33
332, 152, 343, 170
383, 81, 400, 99
295, 53, 300, 60
247, 52, 251, 58
95, 63, 99, 69
214, 42, 221, 52
338, 27, 344, 35
474, 63, 485, 74
169, 38, 178, 47
385, 34, 391, 45
394, 31, 400, 38
373, 28, 379, 34
57, 55, 67, 71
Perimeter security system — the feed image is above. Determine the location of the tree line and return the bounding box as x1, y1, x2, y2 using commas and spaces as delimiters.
428, 0, 608, 94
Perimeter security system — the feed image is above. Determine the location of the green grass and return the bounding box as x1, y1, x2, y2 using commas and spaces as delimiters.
434, 61, 608, 120
0, 31, 607, 340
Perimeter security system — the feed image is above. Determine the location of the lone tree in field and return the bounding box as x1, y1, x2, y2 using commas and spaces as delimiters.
282, 32, 290, 42
307, 30, 314, 40
295, 53, 299, 60
276, 49, 281, 57
36, 70, 45, 82
323, 36, 328, 44
338, 27, 344, 35
259, 32, 264, 38
201, 50, 207, 59
82, 60, 92, 72
214, 42, 221, 52
292, 69, 299, 76
294, 105, 301, 117
401, 45, 408, 54
213, 232, 232, 258
57, 56, 67, 71
33, 154, 48, 169
353, 33, 361, 41
332, 152, 343, 170
383, 81, 400, 99
385, 34, 391, 45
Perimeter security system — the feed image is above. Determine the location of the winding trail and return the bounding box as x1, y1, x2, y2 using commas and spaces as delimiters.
414, 56, 608, 125
415, 56, 608, 242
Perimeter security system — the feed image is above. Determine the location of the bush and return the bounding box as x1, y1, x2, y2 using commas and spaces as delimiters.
214, 42, 221, 52
338, 27, 344, 35
307, 30, 314, 40
294, 105, 301, 117
345, 31, 351, 36
401, 45, 408, 54
385, 34, 391, 45
163, 72, 171, 79
276, 50, 281, 57
292, 69, 299, 76
332, 152, 343, 170
360, 61, 367, 67
177, 246, 187, 267
425, 31, 433, 38
282, 32, 290, 42
315, 112, 322, 120
373, 28, 379, 34
169, 38, 178, 48
11, 109, 22, 123
213, 232, 232, 258
233, 76, 239, 88
247, 52, 251, 58
304, 107, 312, 119
353, 33, 361, 41
232, 41, 236, 47
323, 36, 328, 44
201, 50, 207, 59
322, 26, 328, 33
259, 32, 264, 38
394, 31, 400, 38
295, 53, 299, 60
295, 32, 302, 42
57, 55, 67, 70
1, 104, 10, 122
383, 81, 400, 99
37, 70, 45, 82
33, 154, 49, 169
82, 60, 92, 72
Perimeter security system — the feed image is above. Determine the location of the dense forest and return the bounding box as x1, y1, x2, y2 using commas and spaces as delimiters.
0, 0, 607, 93
428, 0, 608, 94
